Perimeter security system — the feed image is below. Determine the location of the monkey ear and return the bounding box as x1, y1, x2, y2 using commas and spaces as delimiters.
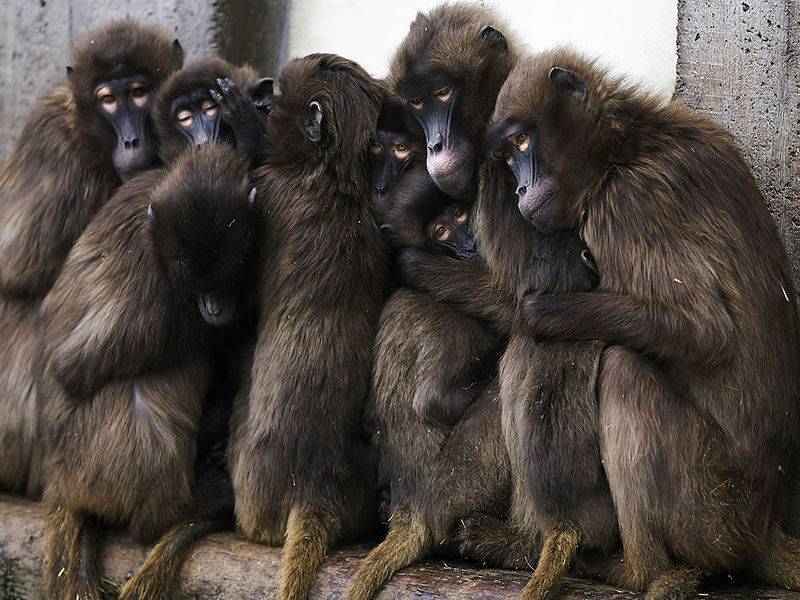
379, 223, 393, 232
480, 26, 508, 53
147, 203, 156, 221
172, 39, 185, 65
249, 77, 274, 99
248, 187, 257, 207
305, 100, 324, 144
65, 65, 74, 77
549, 67, 587, 98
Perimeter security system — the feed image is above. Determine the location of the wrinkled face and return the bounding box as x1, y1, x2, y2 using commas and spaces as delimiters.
424, 203, 478, 260
491, 122, 560, 234
170, 89, 221, 148
368, 129, 413, 205
401, 79, 474, 199
94, 75, 156, 179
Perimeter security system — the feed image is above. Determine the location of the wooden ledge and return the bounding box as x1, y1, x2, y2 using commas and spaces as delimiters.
0, 495, 795, 599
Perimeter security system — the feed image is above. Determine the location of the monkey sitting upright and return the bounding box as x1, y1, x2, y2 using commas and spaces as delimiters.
40, 145, 261, 600
0, 20, 183, 498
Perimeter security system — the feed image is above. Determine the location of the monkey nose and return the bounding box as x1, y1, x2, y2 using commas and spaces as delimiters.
123, 138, 140, 150
428, 134, 444, 154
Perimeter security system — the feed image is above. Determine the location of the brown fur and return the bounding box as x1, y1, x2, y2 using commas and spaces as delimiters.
346, 7, 518, 599
506, 49, 800, 596
227, 54, 385, 600
0, 20, 181, 497
154, 56, 260, 164
41, 145, 256, 600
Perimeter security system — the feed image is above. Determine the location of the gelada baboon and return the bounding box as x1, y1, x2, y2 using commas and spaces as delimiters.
0, 20, 182, 496
345, 7, 517, 599
506, 48, 800, 597
41, 145, 259, 600
369, 94, 424, 218
226, 53, 385, 600
154, 55, 274, 164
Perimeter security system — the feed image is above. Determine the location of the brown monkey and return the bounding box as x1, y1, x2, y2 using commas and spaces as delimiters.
505, 48, 800, 597
345, 7, 520, 599
154, 55, 274, 164
226, 53, 385, 600
0, 20, 182, 496
41, 145, 260, 600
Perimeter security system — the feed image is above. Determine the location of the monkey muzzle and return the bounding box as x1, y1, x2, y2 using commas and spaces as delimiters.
198, 291, 235, 327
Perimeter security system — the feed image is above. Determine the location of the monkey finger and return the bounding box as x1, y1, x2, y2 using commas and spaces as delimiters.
208, 88, 226, 108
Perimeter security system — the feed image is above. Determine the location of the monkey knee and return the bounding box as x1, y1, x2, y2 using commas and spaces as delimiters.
412, 386, 472, 427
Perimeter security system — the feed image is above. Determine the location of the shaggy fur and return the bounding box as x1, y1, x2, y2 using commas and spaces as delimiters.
0, 20, 181, 497
227, 53, 386, 600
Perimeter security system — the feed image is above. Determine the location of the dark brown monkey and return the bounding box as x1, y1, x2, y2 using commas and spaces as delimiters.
503, 48, 800, 597
226, 53, 385, 600
345, 7, 519, 599
0, 20, 182, 496
154, 55, 274, 164
41, 145, 260, 600
369, 94, 425, 218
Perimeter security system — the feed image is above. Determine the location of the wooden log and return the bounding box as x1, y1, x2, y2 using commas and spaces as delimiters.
0, 495, 797, 599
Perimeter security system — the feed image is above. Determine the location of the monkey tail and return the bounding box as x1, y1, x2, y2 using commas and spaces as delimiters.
345, 509, 431, 600
117, 516, 230, 600
44, 504, 102, 600
520, 525, 578, 600
751, 527, 800, 590
278, 504, 340, 600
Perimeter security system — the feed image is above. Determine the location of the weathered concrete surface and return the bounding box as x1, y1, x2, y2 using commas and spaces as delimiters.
676, 0, 800, 535
1, 495, 798, 600
0, 0, 286, 161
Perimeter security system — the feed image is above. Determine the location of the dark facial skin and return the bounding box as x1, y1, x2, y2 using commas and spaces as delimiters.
169, 89, 221, 147
404, 82, 474, 198
490, 124, 559, 234
94, 75, 156, 179
425, 204, 477, 261
368, 130, 413, 204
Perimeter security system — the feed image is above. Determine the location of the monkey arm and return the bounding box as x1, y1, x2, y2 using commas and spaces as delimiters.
521, 292, 735, 367
396, 249, 516, 334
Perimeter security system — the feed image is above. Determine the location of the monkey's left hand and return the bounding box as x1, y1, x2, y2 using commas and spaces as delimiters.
210, 77, 265, 159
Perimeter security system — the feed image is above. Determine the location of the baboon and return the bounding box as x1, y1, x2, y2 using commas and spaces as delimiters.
345, 6, 519, 599
0, 20, 182, 496
154, 55, 274, 164
41, 145, 260, 600
510, 48, 800, 597
226, 53, 385, 600
369, 95, 424, 218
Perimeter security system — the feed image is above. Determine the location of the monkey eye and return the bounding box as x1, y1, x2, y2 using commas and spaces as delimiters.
201, 100, 218, 117
434, 86, 453, 101
493, 147, 512, 165
394, 143, 409, 159
96, 87, 117, 112
369, 139, 382, 154
433, 224, 449, 240
512, 132, 530, 152
177, 109, 193, 127
454, 207, 468, 223
409, 98, 424, 110
129, 84, 150, 107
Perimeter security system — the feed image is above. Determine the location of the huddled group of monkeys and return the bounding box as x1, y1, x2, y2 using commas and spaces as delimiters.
1, 3, 799, 600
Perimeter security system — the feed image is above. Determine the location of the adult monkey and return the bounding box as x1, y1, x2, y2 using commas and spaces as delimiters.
0, 20, 182, 495
345, 6, 519, 599
227, 53, 385, 600
423, 48, 800, 598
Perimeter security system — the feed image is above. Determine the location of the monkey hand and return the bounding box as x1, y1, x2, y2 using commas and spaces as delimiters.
521, 293, 568, 339
209, 77, 264, 158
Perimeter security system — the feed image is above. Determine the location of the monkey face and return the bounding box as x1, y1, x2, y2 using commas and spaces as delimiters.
369, 130, 414, 206
169, 89, 221, 148
425, 204, 478, 261
93, 75, 158, 180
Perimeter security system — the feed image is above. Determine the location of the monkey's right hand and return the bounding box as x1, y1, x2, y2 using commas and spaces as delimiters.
209, 77, 265, 159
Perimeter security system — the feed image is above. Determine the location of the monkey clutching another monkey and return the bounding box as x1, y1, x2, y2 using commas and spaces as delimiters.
227, 53, 386, 600
505, 48, 800, 597
0, 20, 183, 498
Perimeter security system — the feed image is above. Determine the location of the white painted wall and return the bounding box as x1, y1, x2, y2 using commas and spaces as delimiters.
286, 0, 678, 98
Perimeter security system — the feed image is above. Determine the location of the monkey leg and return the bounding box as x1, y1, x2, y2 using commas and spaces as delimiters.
453, 512, 539, 570
750, 528, 800, 590
345, 509, 431, 600
118, 516, 230, 600
44, 504, 102, 600
519, 526, 578, 600
278, 504, 340, 600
